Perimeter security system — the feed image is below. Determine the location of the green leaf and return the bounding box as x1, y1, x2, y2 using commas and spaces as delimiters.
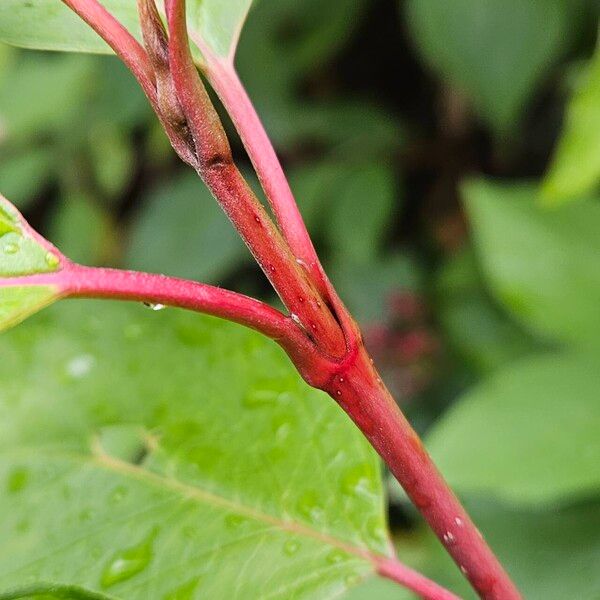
542, 45, 600, 204
0, 53, 94, 141
0, 147, 54, 210
404, 0, 577, 136
464, 178, 600, 349
0, 301, 391, 598
126, 172, 247, 283
327, 164, 396, 264
48, 193, 111, 266
0, 1, 253, 60
0, 197, 62, 332
331, 254, 422, 324
435, 247, 539, 374
426, 353, 600, 505
0, 285, 59, 333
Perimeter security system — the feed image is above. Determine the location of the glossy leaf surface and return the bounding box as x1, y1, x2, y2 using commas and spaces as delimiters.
0, 301, 391, 598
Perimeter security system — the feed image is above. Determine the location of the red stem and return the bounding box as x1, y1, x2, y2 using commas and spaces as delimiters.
164, 0, 346, 358
317, 344, 521, 600
200, 55, 326, 293
375, 556, 461, 600
1, 264, 296, 343
61, 0, 156, 98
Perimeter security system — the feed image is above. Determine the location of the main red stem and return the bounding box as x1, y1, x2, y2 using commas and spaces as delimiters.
320, 344, 521, 600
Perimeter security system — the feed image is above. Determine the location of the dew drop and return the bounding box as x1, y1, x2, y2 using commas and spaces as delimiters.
225, 514, 245, 529
443, 531, 455, 545
283, 540, 300, 556
143, 302, 166, 311
79, 508, 95, 523
66, 354, 95, 379
164, 578, 199, 600
100, 530, 156, 588
326, 549, 347, 564
7, 467, 29, 493
366, 516, 387, 544
109, 485, 128, 505
454, 517, 464, 528
3, 242, 18, 254
460, 565, 468, 576
45, 251, 60, 269
290, 313, 301, 325
341, 464, 375, 497
335, 390, 342, 396
297, 491, 324, 523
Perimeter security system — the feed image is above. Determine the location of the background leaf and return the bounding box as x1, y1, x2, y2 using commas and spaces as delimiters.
426, 353, 600, 505
542, 43, 600, 204
464, 179, 600, 349
126, 172, 247, 283
0, 301, 392, 598
404, 0, 578, 136
0, 0, 253, 61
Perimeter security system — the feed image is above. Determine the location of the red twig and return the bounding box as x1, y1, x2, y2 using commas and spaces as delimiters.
199, 54, 326, 294
0, 264, 298, 343
375, 556, 462, 600
163, 0, 346, 358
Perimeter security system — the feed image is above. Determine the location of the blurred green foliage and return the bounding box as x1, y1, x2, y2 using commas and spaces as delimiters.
0, 0, 599, 597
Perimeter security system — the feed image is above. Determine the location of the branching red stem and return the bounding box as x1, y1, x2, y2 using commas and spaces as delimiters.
1, 264, 295, 343
200, 55, 326, 294
163, 0, 346, 358
375, 556, 461, 600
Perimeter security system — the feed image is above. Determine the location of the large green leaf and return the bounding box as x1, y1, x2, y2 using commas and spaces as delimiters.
542, 45, 600, 204
0, 197, 62, 332
0, 1, 252, 60
404, 0, 577, 136
0, 301, 392, 598
426, 353, 600, 505
464, 179, 600, 349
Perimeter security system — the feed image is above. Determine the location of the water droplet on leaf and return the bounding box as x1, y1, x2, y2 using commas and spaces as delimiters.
3, 242, 18, 254
100, 530, 156, 588
109, 485, 128, 505
326, 549, 346, 564
66, 354, 95, 379
164, 578, 200, 600
7, 467, 29, 493
297, 491, 324, 523
283, 540, 300, 556
225, 514, 245, 529
45, 251, 60, 269
144, 302, 166, 311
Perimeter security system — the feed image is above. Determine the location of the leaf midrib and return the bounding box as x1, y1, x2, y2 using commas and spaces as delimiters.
0, 445, 387, 566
